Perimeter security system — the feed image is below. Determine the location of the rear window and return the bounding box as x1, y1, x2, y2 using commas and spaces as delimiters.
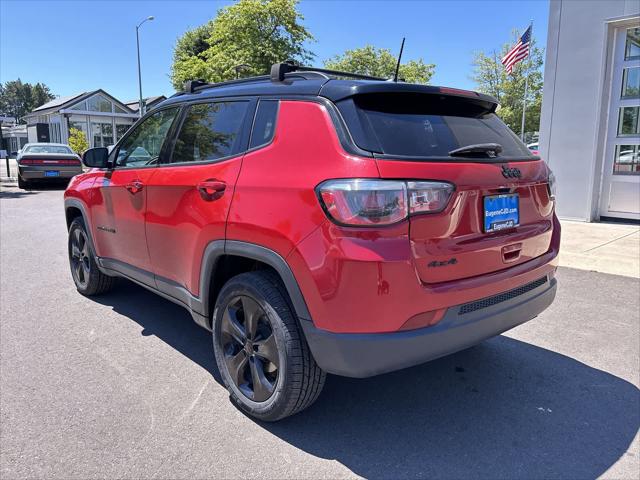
24, 145, 73, 154
338, 93, 532, 159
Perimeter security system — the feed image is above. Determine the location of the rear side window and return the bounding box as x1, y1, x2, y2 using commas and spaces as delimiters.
250, 100, 278, 149
338, 93, 532, 159
171, 101, 249, 163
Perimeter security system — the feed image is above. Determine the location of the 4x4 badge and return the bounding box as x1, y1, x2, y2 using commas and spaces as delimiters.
501, 165, 522, 178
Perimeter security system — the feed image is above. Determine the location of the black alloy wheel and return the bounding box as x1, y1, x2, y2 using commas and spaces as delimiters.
67, 217, 115, 296
70, 227, 91, 290
220, 295, 279, 402
212, 271, 326, 421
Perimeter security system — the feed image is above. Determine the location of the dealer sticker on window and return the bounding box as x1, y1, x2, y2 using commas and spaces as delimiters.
484, 194, 519, 233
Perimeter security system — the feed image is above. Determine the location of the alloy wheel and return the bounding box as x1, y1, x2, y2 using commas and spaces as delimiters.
70, 228, 91, 289
220, 295, 280, 402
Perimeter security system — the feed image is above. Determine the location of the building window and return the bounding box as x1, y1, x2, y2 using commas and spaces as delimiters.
91, 122, 114, 147
613, 144, 640, 175
625, 27, 640, 60
114, 104, 128, 114
116, 124, 130, 141
50, 122, 61, 143
87, 94, 112, 113
621, 67, 640, 98
70, 101, 87, 111
618, 106, 640, 136
69, 120, 87, 135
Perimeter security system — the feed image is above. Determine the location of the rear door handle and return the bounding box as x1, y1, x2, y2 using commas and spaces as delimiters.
125, 180, 144, 194
197, 180, 226, 201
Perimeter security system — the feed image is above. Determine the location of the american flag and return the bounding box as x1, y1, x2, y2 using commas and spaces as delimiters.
502, 26, 532, 74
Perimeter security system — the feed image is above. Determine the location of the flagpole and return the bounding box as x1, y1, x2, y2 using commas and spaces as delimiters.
520, 21, 533, 142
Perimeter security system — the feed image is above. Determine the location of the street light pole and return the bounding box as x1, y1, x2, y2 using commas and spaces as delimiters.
136, 16, 154, 118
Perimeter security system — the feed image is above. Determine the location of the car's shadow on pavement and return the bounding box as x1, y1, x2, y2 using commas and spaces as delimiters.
0, 183, 67, 199
0, 188, 39, 199
97, 280, 640, 480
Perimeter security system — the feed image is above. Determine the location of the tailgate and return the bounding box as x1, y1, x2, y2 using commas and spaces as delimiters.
377, 159, 554, 284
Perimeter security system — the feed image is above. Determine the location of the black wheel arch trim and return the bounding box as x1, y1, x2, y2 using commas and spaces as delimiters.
221, 240, 312, 322
158, 239, 313, 325
64, 198, 99, 259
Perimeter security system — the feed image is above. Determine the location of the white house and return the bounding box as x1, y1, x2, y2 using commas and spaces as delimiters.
22, 90, 139, 148
539, 0, 640, 221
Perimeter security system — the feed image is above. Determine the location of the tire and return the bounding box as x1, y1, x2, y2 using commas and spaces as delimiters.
17, 174, 29, 189
212, 270, 326, 421
68, 217, 115, 296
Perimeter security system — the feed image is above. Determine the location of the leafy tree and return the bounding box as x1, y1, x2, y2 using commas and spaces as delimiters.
31, 83, 54, 109
472, 31, 544, 140
171, 0, 314, 89
68, 128, 89, 155
0, 79, 55, 122
324, 45, 435, 84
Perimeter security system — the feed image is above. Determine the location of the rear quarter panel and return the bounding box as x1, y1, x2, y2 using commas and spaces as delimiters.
226, 100, 380, 258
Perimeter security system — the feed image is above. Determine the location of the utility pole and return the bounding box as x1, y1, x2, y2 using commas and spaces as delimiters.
136, 16, 154, 118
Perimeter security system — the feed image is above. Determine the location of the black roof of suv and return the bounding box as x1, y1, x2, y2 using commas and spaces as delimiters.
160, 63, 498, 113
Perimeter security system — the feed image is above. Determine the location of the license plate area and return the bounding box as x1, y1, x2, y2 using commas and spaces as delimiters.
44, 171, 60, 177
484, 194, 519, 233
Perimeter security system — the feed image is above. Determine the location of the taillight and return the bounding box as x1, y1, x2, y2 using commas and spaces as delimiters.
407, 181, 454, 215
19, 158, 80, 165
317, 179, 454, 226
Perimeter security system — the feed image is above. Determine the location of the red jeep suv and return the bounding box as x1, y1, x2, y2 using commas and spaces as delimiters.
64, 63, 559, 421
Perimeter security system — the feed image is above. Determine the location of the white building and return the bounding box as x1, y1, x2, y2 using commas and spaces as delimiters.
3, 124, 28, 153
22, 90, 139, 148
539, 0, 639, 221
0, 117, 27, 154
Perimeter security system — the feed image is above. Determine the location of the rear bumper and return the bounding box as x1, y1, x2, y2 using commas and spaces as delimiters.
301, 275, 556, 378
19, 166, 81, 180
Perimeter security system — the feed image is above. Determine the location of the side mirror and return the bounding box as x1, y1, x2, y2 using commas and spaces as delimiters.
82, 147, 109, 168
10, 151, 18, 157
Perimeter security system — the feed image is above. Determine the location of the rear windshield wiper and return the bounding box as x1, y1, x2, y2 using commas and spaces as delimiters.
449, 143, 503, 158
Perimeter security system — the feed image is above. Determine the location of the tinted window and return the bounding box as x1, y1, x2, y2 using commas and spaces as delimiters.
339, 93, 532, 159
171, 102, 249, 163
116, 108, 179, 167
250, 100, 278, 149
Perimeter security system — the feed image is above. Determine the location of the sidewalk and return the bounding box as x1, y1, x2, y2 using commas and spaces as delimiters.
560, 219, 639, 278
0, 158, 17, 182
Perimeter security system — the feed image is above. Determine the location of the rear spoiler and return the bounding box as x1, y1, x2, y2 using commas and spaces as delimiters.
319, 82, 498, 112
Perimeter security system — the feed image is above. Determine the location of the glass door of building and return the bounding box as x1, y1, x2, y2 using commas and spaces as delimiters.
600, 25, 640, 220
91, 121, 114, 148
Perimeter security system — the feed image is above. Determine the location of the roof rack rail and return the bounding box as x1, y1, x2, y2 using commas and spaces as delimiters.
182, 75, 273, 94
270, 63, 386, 82
176, 64, 384, 96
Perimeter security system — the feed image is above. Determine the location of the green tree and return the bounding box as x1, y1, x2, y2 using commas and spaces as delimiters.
472, 31, 544, 139
68, 128, 89, 155
324, 45, 435, 84
0, 79, 55, 122
171, 0, 314, 90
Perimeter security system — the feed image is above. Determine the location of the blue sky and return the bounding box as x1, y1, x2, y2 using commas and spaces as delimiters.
0, 0, 549, 102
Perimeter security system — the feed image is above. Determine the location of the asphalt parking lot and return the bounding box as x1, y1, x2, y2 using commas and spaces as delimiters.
1, 184, 639, 480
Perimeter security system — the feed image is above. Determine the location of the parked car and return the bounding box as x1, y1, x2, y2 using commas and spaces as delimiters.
527, 142, 539, 156
17, 143, 82, 189
64, 64, 560, 421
